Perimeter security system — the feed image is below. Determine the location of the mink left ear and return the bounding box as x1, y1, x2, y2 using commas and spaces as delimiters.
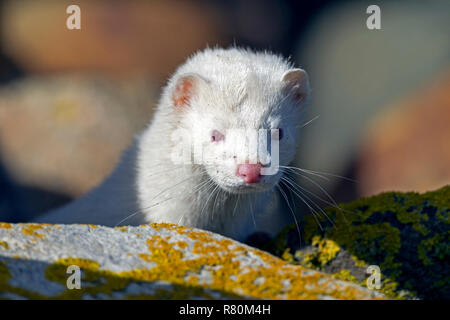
281, 68, 311, 103
171, 73, 209, 109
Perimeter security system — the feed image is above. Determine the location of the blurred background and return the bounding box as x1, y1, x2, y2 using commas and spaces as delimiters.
0, 0, 449, 222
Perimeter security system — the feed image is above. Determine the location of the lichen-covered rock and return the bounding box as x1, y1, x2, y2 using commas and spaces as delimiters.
266, 186, 450, 300
0, 222, 384, 300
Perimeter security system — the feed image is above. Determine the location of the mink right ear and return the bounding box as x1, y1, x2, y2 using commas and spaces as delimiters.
281, 68, 311, 103
171, 73, 209, 109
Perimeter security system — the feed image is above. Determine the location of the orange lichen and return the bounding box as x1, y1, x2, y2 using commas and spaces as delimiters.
0, 223, 12, 229
114, 226, 128, 232
132, 225, 382, 300
21, 224, 45, 239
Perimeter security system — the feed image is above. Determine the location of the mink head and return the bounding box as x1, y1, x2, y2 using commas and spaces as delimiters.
166, 48, 311, 194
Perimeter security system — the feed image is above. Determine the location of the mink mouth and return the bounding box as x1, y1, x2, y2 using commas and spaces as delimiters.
202, 165, 281, 194
210, 176, 278, 195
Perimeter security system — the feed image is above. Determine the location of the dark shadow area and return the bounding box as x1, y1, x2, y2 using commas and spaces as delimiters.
330, 160, 359, 204
12, 185, 73, 222
214, 0, 336, 57
0, 51, 22, 85
0, 158, 26, 222
0, 154, 72, 223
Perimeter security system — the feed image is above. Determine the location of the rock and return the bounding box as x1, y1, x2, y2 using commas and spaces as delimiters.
0, 75, 157, 199
0, 222, 384, 299
293, 0, 450, 192
1, 0, 224, 79
356, 71, 450, 196
266, 186, 450, 299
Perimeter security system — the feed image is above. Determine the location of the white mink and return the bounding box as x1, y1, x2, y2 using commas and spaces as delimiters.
36, 47, 311, 242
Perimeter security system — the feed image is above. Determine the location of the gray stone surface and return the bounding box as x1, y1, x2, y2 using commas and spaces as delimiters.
0, 222, 385, 299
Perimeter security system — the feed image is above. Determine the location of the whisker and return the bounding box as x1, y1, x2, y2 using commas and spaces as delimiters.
277, 182, 302, 246
178, 177, 214, 224
140, 165, 188, 180
280, 166, 329, 181
115, 169, 208, 226
282, 165, 357, 183
280, 177, 323, 231
232, 193, 240, 218
283, 169, 352, 225
294, 115, 320, 129
212, 184, 223, 221
281, 169, 341, 210
250, 194, 256, 228
282, 175, 336, 228
201, 183, 220, 222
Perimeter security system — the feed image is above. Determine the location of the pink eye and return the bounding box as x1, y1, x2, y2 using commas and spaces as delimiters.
211, 130, 225, 142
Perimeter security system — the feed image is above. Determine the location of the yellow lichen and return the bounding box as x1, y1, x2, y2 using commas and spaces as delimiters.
0, 223, 12, 229
313, 236, 340, 267
282, 248, 295, 263
126, 225, 381, 300
0, 241, 9, 250
114, 226, 128, 232
21, 224, 45, 239
334, 269, 357, 282
295, 236, 340, 269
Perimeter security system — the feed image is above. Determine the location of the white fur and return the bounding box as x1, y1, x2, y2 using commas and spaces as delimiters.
36, 47, 311, 241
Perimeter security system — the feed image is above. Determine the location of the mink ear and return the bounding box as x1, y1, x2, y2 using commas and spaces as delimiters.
281, 68, 311, 103
171, 73, 208, 109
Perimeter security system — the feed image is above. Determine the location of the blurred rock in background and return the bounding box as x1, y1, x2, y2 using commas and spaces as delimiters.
0, 76, 158, 218
1, 0, 225, 80
357, 70, 450, 196
294, 0, 450, 199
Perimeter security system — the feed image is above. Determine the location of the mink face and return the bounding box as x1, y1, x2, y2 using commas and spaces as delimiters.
167, 48, 311, 195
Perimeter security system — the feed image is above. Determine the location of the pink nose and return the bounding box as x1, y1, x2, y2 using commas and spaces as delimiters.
236, 163, 262, 183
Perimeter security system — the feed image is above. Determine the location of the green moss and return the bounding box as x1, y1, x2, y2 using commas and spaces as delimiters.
334, 269, 357, 282
0, 261, 11, 285
269, 185, 450, 300
417, 234, 449, 266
